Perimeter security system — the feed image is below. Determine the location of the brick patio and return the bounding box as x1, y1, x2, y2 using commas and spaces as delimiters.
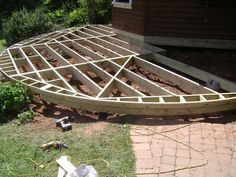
130, 116, 236, 177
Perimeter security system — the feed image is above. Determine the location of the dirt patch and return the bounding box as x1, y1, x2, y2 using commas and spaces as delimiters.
29, 116, 57, 133
104, 67, 116, 76
19, 65, 30, 73
85, 70, 107, 88
120, 76, 152, 96
64, 74, 96, 96
29, 94, 118, 120
38, 49, 60, 67
34, 62, 45, 70
129, 64, 189, 94
109, 88, 126, 97
67, 58, 78, 64
83, 122, 108, 136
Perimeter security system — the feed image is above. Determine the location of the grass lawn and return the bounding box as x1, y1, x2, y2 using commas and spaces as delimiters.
0, 119, 135, 177
0, 38, 6, 53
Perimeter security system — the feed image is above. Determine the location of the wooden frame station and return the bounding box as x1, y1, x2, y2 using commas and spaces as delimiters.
0, 25, 236, 116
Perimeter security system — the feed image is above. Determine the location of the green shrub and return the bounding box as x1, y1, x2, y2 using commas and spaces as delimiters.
47, 0, 111, 27
94, 0, 112, 24
3, 8, 60, 46
0, 0, 43, 18
0, 82, 32, 115
17, 110, 35, 124
68, 1, 88, 26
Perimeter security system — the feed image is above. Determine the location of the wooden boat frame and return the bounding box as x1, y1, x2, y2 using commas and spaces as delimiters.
0, 25, 236, 116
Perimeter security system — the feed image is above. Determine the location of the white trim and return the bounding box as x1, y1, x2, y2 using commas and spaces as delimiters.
113, 0, 132, 9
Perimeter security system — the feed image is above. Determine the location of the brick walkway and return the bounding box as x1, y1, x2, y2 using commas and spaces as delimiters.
130, 117, 236, 177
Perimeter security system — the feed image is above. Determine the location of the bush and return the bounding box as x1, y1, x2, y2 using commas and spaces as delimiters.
17, 110, 35, 124
94, 0, 112, 24
0, 82, 32, 115
48, 0, 112, 27
68, 0, 88, 26
3, 8, 60, 46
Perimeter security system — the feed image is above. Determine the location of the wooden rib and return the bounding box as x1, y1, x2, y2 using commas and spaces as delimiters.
53, 42, 88, 63
78, 40, 122, 58
96, 56, 132, 98
134, 56, 217, 94
115, 79, 146, 97
81, 27, 104, 36
89, 63, 112, 82
72, 29, 93, 38
86, 25, 113, 35
71, 67, 102, 94
101, 36, 131, 49
72, 41, 106, 60
151, 53, 236, 92
30, 45, 79, 94
22, 75, 76, 95
65, 32, 82, 39
46, 44, 102, 94
88, 37, 137, 56
123, 69, 176, 95
43, 44, 68, 66
35, 32, 64, 44
105, 57, 177, 96
18, 48, 44, 81
97, 80, 115, 98
95, 25, 112, 32
6, 49, 20, 74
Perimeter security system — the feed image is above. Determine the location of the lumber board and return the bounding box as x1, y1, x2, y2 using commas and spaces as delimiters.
134, 56, 216, 94
150, 53, 236, 92
123, 69, 176, 95
72, 42, 105, 60
56, 42, 87, 63
87, 25, 112, 35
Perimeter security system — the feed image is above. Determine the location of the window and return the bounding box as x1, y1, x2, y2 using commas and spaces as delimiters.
112, 0, 132, 9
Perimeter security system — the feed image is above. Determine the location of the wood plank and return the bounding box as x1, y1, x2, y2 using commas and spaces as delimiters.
56, 156, 76, 173
31, 46, 79, 94
135, 55, 216, 94
87, 25, 112, 35
78, 40, 121, 58
89, 37, 137, 56
151, 53, 236, 92
97, 56, 132, 98
115, 79, 145, 96
123, 69, 176, 95
72, 42, 105, 60
56, 42, 88, 63
7, 49, 20, 74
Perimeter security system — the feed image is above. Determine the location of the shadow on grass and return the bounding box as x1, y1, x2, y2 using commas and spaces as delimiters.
0, 112, 18, 124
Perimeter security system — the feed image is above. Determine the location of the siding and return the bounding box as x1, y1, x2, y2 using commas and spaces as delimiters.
145, 0, 236, 40
112, 0, 236, 40
112, 0, 145, 35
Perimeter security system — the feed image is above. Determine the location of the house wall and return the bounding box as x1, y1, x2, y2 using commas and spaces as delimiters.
145, 0, 236, 40
112, 0, 236, 40
112, 0, 145, 35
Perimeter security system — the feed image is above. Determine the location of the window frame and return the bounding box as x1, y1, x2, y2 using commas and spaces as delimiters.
112, 0, 132, 9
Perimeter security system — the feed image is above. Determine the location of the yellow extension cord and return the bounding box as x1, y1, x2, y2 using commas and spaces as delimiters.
6, 157, 45, 176
133, 122, 208, 176
7, 155, 111, 176
6, 123, 207, 176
